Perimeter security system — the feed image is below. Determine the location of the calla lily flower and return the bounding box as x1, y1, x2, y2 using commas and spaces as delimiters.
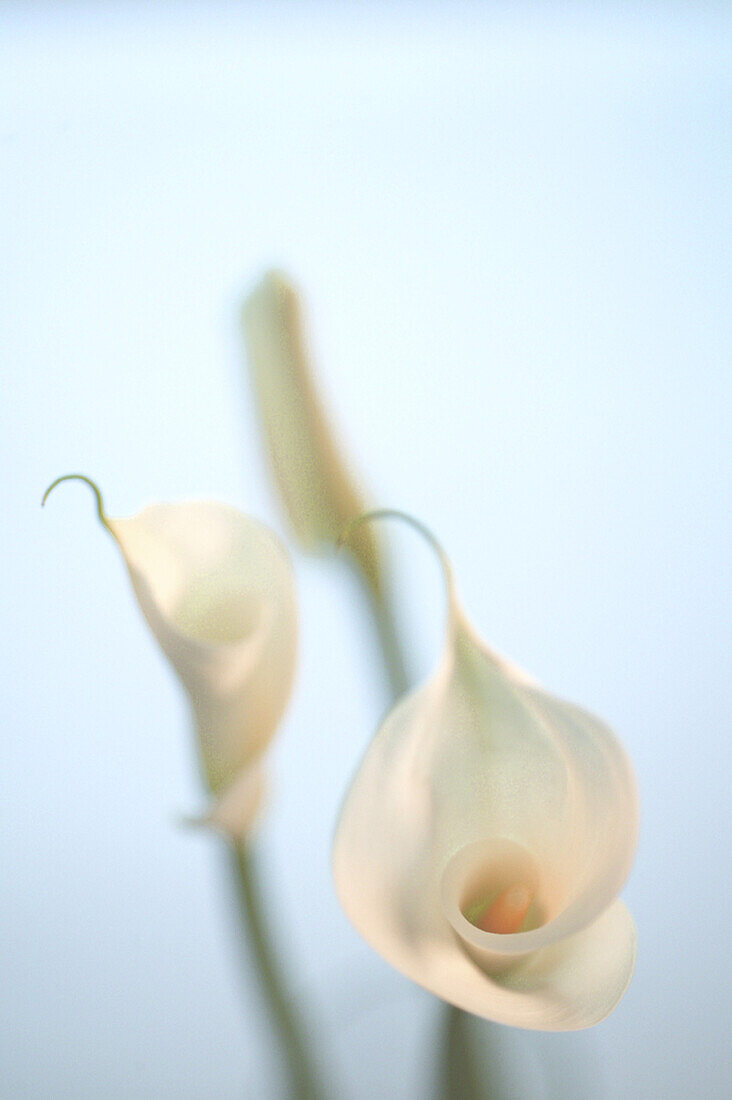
242, 271, 382, 596
43, 475, 297, 837
333, 512, 638, 1031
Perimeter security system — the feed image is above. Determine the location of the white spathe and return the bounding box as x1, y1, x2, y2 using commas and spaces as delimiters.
46, 478, 297, 837
333, 516, 637, 1031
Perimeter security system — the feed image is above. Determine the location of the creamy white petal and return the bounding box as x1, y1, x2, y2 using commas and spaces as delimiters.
242, 272, 381, 593
45, 478, 296, 836
333, 515, 637, 1031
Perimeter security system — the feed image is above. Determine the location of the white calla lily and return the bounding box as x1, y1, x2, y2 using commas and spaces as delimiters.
333, 512, 638, 1031
44, 475, 297, 837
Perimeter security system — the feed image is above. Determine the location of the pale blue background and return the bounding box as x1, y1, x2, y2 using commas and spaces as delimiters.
2, 3, 730, 1097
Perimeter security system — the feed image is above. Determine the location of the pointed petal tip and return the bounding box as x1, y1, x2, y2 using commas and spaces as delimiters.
40, 473, 114, 536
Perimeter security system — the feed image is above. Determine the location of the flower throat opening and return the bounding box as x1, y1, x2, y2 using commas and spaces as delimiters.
464, 884, 533, 934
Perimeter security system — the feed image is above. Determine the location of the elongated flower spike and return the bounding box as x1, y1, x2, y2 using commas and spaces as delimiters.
334, 511, 638, 1031
43, 475, 297, 837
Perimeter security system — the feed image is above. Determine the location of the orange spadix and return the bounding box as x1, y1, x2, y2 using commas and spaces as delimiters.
476, 885, 532, 934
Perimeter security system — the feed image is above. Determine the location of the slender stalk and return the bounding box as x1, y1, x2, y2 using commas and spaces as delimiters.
363, 581, 409, 700
228, 841, 326, 1100
436, 1006, 486, 1100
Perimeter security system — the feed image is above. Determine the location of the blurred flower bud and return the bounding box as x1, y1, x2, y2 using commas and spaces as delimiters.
242, 272, 383, 597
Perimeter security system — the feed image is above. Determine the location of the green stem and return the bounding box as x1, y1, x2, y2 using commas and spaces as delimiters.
228, 841, 326, 1100
364, 581, 409, 700
434, 1006, 489, 1100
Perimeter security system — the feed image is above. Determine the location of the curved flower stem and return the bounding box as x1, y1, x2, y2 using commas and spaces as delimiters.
228, 841, 327, 1100
363, 581, 409, 700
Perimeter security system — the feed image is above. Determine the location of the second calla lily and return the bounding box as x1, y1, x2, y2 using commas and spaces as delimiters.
333, 512, 638, 1031
44, 475, 297, 837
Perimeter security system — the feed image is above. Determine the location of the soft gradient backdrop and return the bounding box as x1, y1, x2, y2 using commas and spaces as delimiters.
2, 3, 730, 1097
